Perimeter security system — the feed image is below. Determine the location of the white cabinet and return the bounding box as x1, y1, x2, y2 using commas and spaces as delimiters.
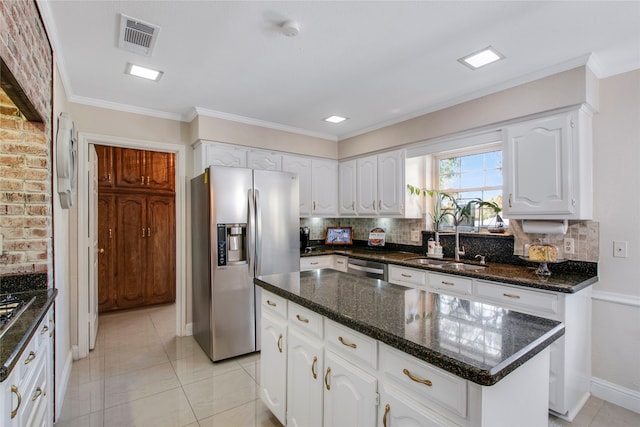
283, 156, 312, 216
300, 255, 335, 272
334, 256, 348, 273
247, 150, 282, 171
311, 159, 338, 216
429, 272, 473, 297
378, 382, 456, 427
356, 155, 378, 215
377, 151, 404, 216
192, 141, 247, 173
388, 265, 428, 289
1, 306, 54, 427
502, 108, 593, 219
338, 160, 357, 216
323, 351, 378, 427
260, 294, 288, 426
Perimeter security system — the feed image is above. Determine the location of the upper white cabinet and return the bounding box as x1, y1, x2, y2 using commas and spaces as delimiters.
247, 150, 282, 171
311, 159, 338, 217
283, 155, 313, 216
339, 149, 422, 218
193, 141, 247, 173
502, 108, 593, 219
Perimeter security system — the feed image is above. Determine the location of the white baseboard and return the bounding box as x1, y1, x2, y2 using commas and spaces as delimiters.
185, 322, 193, 336
55, 349, 73, 422
71, 344, 79, 360
591, 376, 640, 414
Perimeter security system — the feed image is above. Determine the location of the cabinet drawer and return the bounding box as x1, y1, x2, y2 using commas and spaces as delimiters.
262, 290, 287, 319
288, 302, 323, 339
300, 255, 334, 271
475, 280, 558, 316
19, 357, 47, 427
389, 265, 427, 289
16, 333, 40, 385
325, 319, 377, 369
334, 256, 348, 272
429, 273, 472, 296
380, 344, 467, 418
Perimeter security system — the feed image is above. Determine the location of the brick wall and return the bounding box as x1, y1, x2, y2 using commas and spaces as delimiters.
0, 0, 53, 276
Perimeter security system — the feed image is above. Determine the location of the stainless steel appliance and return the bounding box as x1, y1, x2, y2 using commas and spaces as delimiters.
191, 166, 299, 361
347, 258, 387, 280
300, 226, 310, 250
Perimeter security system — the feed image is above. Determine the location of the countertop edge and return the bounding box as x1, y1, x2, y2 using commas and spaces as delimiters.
0, 288, 57, 382
255, 277, 564, 386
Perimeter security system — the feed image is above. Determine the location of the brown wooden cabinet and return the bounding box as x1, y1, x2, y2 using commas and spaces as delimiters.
96, 146, 176, 313
95, 145, 114, 188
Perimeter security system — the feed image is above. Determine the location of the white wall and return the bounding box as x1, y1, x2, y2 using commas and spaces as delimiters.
52, 62, 74, 420
591, 69, 640, 410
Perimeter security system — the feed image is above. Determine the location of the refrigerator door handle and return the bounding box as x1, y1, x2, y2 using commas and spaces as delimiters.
254, 189, 262, 275
248, 189, 256, 277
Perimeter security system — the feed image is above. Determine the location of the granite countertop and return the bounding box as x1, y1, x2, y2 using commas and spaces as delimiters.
255, 269, 564, 386
0, 288, 57, 382
301, 246, 597, 293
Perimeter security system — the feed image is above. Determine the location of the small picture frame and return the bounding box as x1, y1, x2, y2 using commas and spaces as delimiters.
325, 226, 353, 245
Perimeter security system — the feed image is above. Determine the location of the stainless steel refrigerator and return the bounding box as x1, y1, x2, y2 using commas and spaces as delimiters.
191, 166, 299, 361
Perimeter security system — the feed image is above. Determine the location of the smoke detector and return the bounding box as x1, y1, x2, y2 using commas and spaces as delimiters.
118, 14, 161, 56
281, 20, 300, 37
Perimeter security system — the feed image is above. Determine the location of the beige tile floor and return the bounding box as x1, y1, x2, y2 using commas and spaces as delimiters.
55, 304, 640, 427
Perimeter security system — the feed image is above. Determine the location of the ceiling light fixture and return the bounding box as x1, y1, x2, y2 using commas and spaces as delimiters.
125, 63, 163, 81
458, 47, 504, 70
323, 115, 348, 124
281, 20, 300, 37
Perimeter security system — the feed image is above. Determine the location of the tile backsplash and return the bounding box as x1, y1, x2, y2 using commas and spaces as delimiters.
300, 217, 599, 263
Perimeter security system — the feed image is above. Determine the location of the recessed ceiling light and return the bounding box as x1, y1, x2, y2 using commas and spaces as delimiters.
125, 63, 163, 81
323, 115, 348, 124
458, 47, 504, 70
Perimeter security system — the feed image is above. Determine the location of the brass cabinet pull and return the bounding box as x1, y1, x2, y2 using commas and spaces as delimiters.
142, 228, 145, 238
11, 385, 21, 419
313, 201, 316, 211
277, 334, 283, 353
401, 273, 412, 278
99, 248, 105, 254
311, 356, 318, 379
147, 227, 151, 237
266, 300, 277, 307
146, 176, 150, 185
403, 368, 432, 387
31, 387, 43, 402
509, 193, 513, 208
351, 201, 355, 210
383, 403, 390, 427
108, 228, 112, 239
24, 351, 36, 365
310, 262, 319, 265
503, 293, 521, 299
107, 173, 112, 183
141, 175, 145, 184
324, 367, 331, 390
40, 325, 49, 335
441, 281, 455, 286
49, 319, 55, 337
296, 314, 309, 323
337, 260, 344, 265
338, 336, 357, 349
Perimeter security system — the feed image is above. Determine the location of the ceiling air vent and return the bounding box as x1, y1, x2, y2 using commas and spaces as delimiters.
118, 14, 160, 56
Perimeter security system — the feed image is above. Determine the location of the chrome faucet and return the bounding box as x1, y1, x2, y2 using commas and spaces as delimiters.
475, 254, 486, 265
454, 227, 464, 261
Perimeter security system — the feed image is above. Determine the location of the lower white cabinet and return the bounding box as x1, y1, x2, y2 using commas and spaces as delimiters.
1, 306, 54, 427
323, 351, 377, 427
379, 382, 456, 427
260, 312, 287, 425
300, 256, 335, 272
287, 329, 324, 427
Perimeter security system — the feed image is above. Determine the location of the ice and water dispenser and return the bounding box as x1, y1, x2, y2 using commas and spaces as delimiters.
216, 224, 247, 266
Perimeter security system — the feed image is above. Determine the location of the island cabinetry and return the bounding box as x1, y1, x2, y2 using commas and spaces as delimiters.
2, 307, 54, 427
260, 291, 288, 425
287, 303, 324, 427
502, 107, 593, 220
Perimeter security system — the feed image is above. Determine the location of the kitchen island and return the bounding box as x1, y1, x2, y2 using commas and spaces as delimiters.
255, 269, 564, 426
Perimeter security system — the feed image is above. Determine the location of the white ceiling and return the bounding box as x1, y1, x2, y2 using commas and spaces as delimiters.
39, 1, 640, 141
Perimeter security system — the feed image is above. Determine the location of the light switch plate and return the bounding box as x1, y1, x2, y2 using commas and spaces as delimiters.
613, 240, 628, 258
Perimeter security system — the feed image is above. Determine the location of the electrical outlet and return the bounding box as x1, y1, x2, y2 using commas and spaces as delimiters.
563, 238, 575, 254
410, 230, 421, 242
613, 240, 628, 258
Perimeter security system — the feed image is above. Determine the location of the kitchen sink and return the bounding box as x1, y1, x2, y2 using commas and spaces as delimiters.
404, 258, 450, 266
441, 262, 486, 272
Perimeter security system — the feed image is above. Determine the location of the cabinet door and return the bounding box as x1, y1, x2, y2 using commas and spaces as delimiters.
146, 151, 175, 192
287, 330, 324, 427
260, 313, 287, 425
146, 196, 176, 305
115, 147, 146, 189
324, 351, 377, 427
115, 194, 147, 309
339, 160, 357, 215
503, 112, 573, 216
377, 151, 404, 216
283, 155, 312, 217
98, 194, 117, 312
206, 144, 248, 168
94, 145, 114, 188
311, 159, 338, 216
379, 382, 455, 427
356, 155, 377, 215
248, 150, 282, 171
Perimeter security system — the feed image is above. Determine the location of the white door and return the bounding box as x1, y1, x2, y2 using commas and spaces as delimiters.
310, 159, 338, 216
260, 313, 287, 425
338, 160, 357, 216
88, 145, 99, 349
287, 330, 324, 427
356, 155, 378, 215
377, 150, 404, 216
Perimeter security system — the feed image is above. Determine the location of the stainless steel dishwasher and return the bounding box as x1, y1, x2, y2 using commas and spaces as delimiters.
347, 257, 388, 281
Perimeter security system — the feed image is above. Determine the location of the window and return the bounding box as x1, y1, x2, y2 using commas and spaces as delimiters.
435, 143, 503, 230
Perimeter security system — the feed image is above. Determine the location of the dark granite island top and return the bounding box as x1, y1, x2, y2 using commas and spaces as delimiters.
0, 288, 57, 382
255, 269, 564, 386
